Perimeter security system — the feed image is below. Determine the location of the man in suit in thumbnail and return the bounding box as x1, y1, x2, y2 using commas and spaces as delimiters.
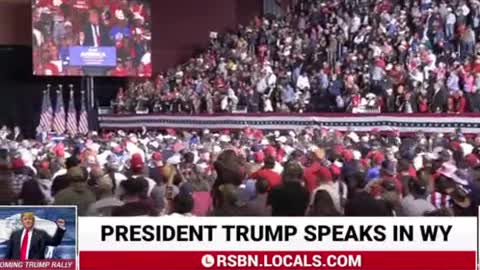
5, 212, 66, 260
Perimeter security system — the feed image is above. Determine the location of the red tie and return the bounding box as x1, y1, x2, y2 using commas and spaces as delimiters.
20, 230, 30, 260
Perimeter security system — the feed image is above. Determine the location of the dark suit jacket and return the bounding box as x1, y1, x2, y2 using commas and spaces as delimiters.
6, 133, 24, 142
429, 88, 448, 112
83, 24, 112, 47
51, 174, 72, 197
5, 227, 65, 259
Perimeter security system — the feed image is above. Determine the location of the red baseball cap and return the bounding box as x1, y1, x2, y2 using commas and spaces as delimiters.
130, 153, 144, 171
152, 152, 163, 162
254, 151, 265, 163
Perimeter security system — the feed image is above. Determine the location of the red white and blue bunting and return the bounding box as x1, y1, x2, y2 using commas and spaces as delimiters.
98, 113, 480, 134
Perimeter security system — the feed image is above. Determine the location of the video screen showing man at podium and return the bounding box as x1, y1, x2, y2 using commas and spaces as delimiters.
32, 0, 152, 77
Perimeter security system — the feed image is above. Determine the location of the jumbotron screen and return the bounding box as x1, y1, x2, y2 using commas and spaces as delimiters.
32, 0, 152, 77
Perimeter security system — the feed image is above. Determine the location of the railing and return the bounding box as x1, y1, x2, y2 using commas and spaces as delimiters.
98, 112, 480, 133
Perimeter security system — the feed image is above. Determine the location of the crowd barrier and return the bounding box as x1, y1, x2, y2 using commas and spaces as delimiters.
98, 113, 480, 133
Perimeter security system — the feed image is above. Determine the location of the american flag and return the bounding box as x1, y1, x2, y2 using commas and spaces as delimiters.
66, 90, 77, 135
36, 89, 53, 134
53, 89, 66, 134
78, 91, 89, 134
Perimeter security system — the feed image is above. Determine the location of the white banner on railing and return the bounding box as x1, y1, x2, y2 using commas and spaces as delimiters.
99, 113, 480, 133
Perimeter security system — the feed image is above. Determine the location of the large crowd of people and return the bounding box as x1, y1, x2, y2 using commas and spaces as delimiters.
13, 0, 480, 218
0, 125, 478, 217
113, 0, 480, 114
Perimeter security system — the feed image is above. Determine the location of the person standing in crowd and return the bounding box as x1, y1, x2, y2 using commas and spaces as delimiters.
401, 177, 436, 216
87, 174, 124, 216
112, 177, 157, 216
0, 157, 15, 205
304, 148, 327, 193
308, 190, 341, 216
53, 167, 96, 216
250, 155, 281, 190
309, 166, 343, 215
345, 171, 393, 217
51, 156, 81, 196
268, 162, 309, 216
245, 178, 271, 216
128, 153, 157, 198
170, 192, 195, 217
7, 127, 24, 142
11, 158, 33, 200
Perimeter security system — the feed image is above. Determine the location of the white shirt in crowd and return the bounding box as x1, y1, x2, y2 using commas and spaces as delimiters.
296, 75, 310, 90
267, 72, 277, 88
256, 77, 268, 93
52, 169, 67, 180
141, 52, 151, 65
350, 15, 361, 33
272, 162, 283, 175
446, 12, 456, 25
113, 172, 128, 198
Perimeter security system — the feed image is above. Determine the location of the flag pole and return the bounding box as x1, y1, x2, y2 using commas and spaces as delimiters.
57, 84, 62, 135
78, 90, 89, 135
46, 84, 52, 133
67, 84, 77, 135
55, 84, 66, 135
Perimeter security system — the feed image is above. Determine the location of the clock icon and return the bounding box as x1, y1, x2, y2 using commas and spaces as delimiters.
201, 254, 215, 268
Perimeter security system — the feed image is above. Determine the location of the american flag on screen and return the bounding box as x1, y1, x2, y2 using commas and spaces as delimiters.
36, 88, 53, 134
78, 91, 89, 134
66, 90, 77, 135
53, 88, 66, 134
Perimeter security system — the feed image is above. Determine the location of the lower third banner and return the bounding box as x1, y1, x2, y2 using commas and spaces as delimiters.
80, 251, 474, 270
78, 217, 476, 270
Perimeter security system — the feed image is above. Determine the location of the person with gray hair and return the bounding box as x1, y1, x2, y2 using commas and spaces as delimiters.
87, 174, 124, 216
